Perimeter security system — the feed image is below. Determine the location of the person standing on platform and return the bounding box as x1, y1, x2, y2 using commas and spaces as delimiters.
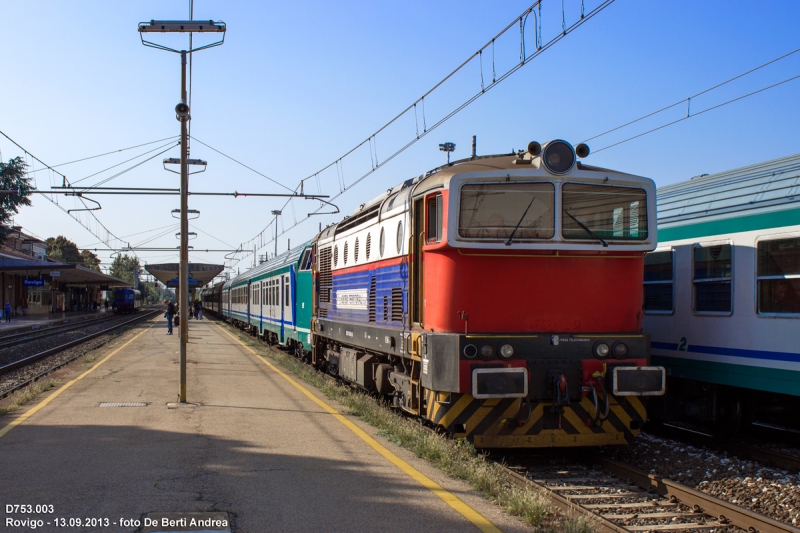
104, 299, 108, 312
4, 300, 11, 322
166, 300, 176, 335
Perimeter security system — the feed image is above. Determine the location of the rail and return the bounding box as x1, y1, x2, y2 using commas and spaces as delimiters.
0, 308, 163, 398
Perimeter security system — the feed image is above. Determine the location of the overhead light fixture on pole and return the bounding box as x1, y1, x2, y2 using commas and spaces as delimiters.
439, 142, 456, 164
138, 17, 226, 404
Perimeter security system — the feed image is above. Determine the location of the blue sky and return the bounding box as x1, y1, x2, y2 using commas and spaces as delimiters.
2, 0, 799, 276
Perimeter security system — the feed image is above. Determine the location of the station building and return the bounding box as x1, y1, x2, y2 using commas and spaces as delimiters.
0, 226, 131, 316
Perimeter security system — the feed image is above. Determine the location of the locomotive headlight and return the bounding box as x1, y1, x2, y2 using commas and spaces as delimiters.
594, 342, 610, 358
612, 342, 629, 358
541, 140, 576, 175
463, 344, 478, 359
499, 344, 514, 359
479, 344, 495, 361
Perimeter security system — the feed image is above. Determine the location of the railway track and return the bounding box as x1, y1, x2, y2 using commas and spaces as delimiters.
0, 308, 162, 398
0, 313, 128, 350
648, 423, 800, 474
501, 456, 800, 533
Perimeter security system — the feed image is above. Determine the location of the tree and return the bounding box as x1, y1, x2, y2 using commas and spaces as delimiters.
80, 249, 101, 271
0, 157, 34, 245
109, 254, 141, 283
45, 236, 82, 264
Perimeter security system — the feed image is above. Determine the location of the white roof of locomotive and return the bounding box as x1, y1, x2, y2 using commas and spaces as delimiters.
314, 151, 649, 246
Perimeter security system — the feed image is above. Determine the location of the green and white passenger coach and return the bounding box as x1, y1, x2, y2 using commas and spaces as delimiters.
643, 152, 800, 431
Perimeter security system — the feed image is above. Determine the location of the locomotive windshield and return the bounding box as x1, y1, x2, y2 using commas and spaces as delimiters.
562, 184, 648, 241
459, 183, 555, 240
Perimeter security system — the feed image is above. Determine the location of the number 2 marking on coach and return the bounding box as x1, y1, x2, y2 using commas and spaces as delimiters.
677, 337, 687, 351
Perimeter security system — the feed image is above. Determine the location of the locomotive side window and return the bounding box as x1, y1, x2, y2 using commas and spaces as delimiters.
427, 194, 443, 243
396, 221, 404, 253
459, 183, 554, 240
643, 250, 674, 313
562, 184, 648, 241
757, 237, 800, 315
693, 243, 733, 314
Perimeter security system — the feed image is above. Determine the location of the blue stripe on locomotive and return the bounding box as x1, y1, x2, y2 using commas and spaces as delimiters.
327, 260, 407, 328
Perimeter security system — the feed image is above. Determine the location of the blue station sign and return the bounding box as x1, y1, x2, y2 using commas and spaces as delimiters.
23, 279, 45, 287
168, 277, 199, 286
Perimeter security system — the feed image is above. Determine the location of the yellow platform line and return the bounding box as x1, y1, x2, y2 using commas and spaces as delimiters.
0, 320, 156, 440
218, 325, 502, 533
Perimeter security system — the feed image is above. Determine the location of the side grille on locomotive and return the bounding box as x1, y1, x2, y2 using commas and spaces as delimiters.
391, 287, 403, 322
383, 295, 388, 322
368, 276, 376, 323
318, 247, 332, 304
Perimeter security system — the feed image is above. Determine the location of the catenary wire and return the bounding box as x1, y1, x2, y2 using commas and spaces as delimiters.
592, 72, 800, 154
70, 141, 179, 186
190, 137, 295, 192
25, 136, 179, 173
583, 46, 800, 143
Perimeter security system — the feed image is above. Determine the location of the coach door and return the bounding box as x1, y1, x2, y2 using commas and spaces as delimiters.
246, 282, 251, 323
258, 280, 263, 332
280, 275, 288, 342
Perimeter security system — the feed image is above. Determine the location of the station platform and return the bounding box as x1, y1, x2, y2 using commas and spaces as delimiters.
0, 309, 112, 336
0, 316, 529, 533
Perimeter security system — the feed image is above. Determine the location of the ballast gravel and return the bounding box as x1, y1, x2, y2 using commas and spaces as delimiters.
603, 432, 800, 526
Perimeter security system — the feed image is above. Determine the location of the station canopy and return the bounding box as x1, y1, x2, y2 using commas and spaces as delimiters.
145, 263, 224, 289
0, 257, 132, 287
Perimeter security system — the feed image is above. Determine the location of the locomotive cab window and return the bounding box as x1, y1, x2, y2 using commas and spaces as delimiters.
427, 194, 443, 243
757, 237, 800, 315
459, 182, 554, 241
644, 250, 674, 313
562, 184, 648, 241
693, 243, 733, 314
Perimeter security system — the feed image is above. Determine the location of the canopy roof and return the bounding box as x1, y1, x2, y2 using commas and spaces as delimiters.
0, 257, 132, 287
145, 263, 223, 288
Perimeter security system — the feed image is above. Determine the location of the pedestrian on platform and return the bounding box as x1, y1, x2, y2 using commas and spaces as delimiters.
166, 300, 176, 335
104, 299, 108, 312
4, 300, 11, 322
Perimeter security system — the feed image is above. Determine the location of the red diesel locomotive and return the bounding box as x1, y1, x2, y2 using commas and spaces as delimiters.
311, 139, 665, 448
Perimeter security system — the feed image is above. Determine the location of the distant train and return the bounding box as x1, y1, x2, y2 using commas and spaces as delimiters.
113, 288, 142, 314
644, 152, 800, 433
205, 139, 666, 448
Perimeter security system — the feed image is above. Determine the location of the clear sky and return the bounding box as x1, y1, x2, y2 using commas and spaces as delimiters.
2, 0, 799, 278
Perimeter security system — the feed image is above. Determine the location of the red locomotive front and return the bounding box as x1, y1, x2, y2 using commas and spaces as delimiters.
312, 139, 665, 448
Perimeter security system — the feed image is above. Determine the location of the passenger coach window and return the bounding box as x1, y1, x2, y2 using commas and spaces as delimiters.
427, 194, 442, 243
459, 183, 554, 240
757, 237, 800, 315
562, 184, 648, 241
693, 243, 732, 314
643, 250, 674, 313
299, 249, 312, 271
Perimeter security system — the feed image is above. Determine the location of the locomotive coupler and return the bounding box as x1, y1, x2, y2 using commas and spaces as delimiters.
590, 364, 611, 425
549, 373, 570, 430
